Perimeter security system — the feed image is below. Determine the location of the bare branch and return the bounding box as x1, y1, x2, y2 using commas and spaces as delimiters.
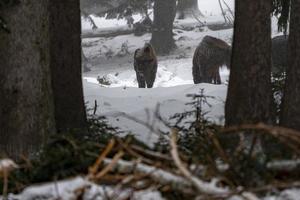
170, 129, 229, 196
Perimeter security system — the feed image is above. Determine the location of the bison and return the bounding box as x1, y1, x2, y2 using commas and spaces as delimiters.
192, 35, 231, 84
134, 43, 158, 88
192, 35, 289, 85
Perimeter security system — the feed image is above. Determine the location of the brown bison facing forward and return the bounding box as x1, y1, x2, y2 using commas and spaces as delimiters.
193, 35, 231, 84
134, 43, 158, 88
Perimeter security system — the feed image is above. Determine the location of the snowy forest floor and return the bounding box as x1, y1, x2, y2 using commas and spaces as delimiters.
3, 1, 300, 199
82, 11, 282, 146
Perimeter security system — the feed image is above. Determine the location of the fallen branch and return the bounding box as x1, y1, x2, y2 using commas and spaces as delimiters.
82, 21, 233, 39
82, 27, 134, 39
170, 129, 229, 196
102, 158, 195, 194
222, 123, 300, 155
95, 150, 125, 179
130, 144, 173, 162
88, 139, 116, 178
117, 139, 154, 165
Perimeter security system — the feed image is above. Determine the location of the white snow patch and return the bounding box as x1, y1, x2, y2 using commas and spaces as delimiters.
84, 80, 227, 145
5, 177, 165, 200
3, 176, 299, 200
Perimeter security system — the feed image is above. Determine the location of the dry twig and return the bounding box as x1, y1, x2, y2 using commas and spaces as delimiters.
88, 139, 116, 178
95, 150, 125, 179
170, 129, 229, 196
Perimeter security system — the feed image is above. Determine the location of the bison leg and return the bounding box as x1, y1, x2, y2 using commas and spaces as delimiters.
208, 65, 221, 84
146, 81, 153, 88
206, 66, 214, 84
145, 73, 154, 88
146, 76, 154, 88
136, 72, 146, 88
212, 69, 221, 84
192, 64, 202, 84
215, 71, 221, 84
146, 66, 157, 88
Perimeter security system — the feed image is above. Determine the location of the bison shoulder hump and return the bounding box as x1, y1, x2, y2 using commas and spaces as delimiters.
202, 35, 230, 50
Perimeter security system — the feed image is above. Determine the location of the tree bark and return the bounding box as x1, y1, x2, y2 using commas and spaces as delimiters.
225, 0, 272, 126
49, 0, 87, 132
150, 0, 177, 55
280, 0, 300, 131
177, 0, 204, 19
0, 0, 55, 158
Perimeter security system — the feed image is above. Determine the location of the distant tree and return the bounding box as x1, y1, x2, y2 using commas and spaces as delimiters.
49, 0, 87, 132
0, 0, 55, 158
225, 0, 272, 125
177, 0, 204, 19
150, 0, 177, 54
280, 0, 300, 131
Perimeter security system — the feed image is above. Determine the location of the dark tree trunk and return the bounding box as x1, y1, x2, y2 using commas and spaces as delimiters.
150, 0, 177, 55
177, 0, 204, 19
50, 0, 87, 132
0, 1, 55, 158
280, 0, 300, 130
225, 0, 272, 126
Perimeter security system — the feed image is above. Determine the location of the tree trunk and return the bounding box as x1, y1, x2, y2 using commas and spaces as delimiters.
150, 0, 177, 55
0, 1, 55, 158
225, 0, 272, 126
280, 0, 300, 131
177, 0, 204, 19
49, 0, 87, 132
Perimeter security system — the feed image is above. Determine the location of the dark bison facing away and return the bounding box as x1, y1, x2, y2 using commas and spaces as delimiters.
192, 35, 288, 85
192, 36, 231, 84
134, 43, 158, 88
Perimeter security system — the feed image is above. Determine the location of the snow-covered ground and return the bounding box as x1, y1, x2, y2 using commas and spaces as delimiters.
5, 177, 165, 200
81, 0, 284, 145
5, 176, 300, 200
82, 27, 232, 145
81, 1, 234, 145
84, 82, 227, 145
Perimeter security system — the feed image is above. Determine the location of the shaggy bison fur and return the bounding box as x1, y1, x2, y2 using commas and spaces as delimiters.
192, 35, 288, 85
134, 43, 158, 88
192, 35, 231, 84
